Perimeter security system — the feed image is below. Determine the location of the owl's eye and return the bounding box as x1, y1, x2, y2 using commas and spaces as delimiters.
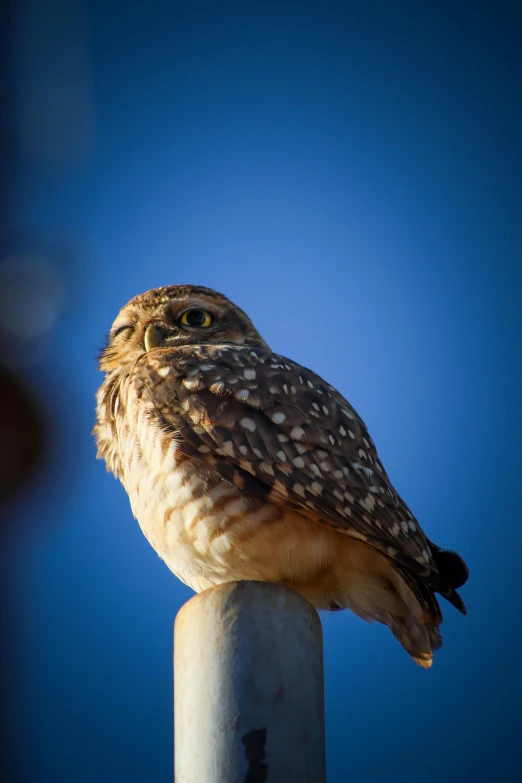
180, 309, 213, 328
112, 324, 133, 339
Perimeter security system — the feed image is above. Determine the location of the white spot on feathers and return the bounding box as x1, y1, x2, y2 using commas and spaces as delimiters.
260, 461, 274, 476
360, 494, 376, 512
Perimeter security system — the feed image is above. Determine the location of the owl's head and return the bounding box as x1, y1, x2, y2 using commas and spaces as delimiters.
99, 284, 269, 372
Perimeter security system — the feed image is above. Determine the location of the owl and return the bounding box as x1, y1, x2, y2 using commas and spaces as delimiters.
94, 284, 468, 667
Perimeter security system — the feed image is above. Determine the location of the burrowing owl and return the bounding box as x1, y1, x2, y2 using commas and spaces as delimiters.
94, 284, 468, 666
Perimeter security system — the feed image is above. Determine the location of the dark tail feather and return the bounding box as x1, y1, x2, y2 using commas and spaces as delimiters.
429, 543, 469, 615
431, 545, 469, 588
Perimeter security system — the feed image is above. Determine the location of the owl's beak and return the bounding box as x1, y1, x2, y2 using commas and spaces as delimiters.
144, 323, 167, 352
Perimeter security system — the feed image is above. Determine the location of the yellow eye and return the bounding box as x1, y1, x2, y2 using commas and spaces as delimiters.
180, 309, 213, 328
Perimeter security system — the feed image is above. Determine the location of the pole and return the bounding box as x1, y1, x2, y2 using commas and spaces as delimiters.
174, 580, 326, 783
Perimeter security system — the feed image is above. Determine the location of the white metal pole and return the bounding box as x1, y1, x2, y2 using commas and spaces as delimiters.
174, 580, 326, 783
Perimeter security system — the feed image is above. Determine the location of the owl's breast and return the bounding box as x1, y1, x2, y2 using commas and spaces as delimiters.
116, 393, 334, 592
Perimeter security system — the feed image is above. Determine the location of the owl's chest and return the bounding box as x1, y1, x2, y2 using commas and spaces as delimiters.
116, 402, 283, 587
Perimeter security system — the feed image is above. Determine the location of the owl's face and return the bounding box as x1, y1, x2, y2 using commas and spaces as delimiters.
99, 284, 269, 373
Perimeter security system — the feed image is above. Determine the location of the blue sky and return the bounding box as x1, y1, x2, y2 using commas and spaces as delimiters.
4, 2, 522, 781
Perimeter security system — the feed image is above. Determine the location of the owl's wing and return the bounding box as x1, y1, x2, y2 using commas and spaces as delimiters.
139, 343, 464, 603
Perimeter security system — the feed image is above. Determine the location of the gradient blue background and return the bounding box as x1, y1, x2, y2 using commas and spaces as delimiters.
4, 1, 521, 781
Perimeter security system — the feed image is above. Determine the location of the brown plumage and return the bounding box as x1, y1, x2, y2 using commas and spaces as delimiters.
94, 284, 468, 666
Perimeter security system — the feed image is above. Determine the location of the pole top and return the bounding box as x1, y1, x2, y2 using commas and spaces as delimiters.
175, 580, 322, 638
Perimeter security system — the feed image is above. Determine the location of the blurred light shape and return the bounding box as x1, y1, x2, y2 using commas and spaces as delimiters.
0, 256, 65, 339
0, 255, 65, 365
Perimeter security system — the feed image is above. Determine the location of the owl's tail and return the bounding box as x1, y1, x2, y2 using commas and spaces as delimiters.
373, 540, 468, 666
385, 565, 443, 668
321, 539, 468, 667
295, 535, 467, 666
377, 547, 469, 666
